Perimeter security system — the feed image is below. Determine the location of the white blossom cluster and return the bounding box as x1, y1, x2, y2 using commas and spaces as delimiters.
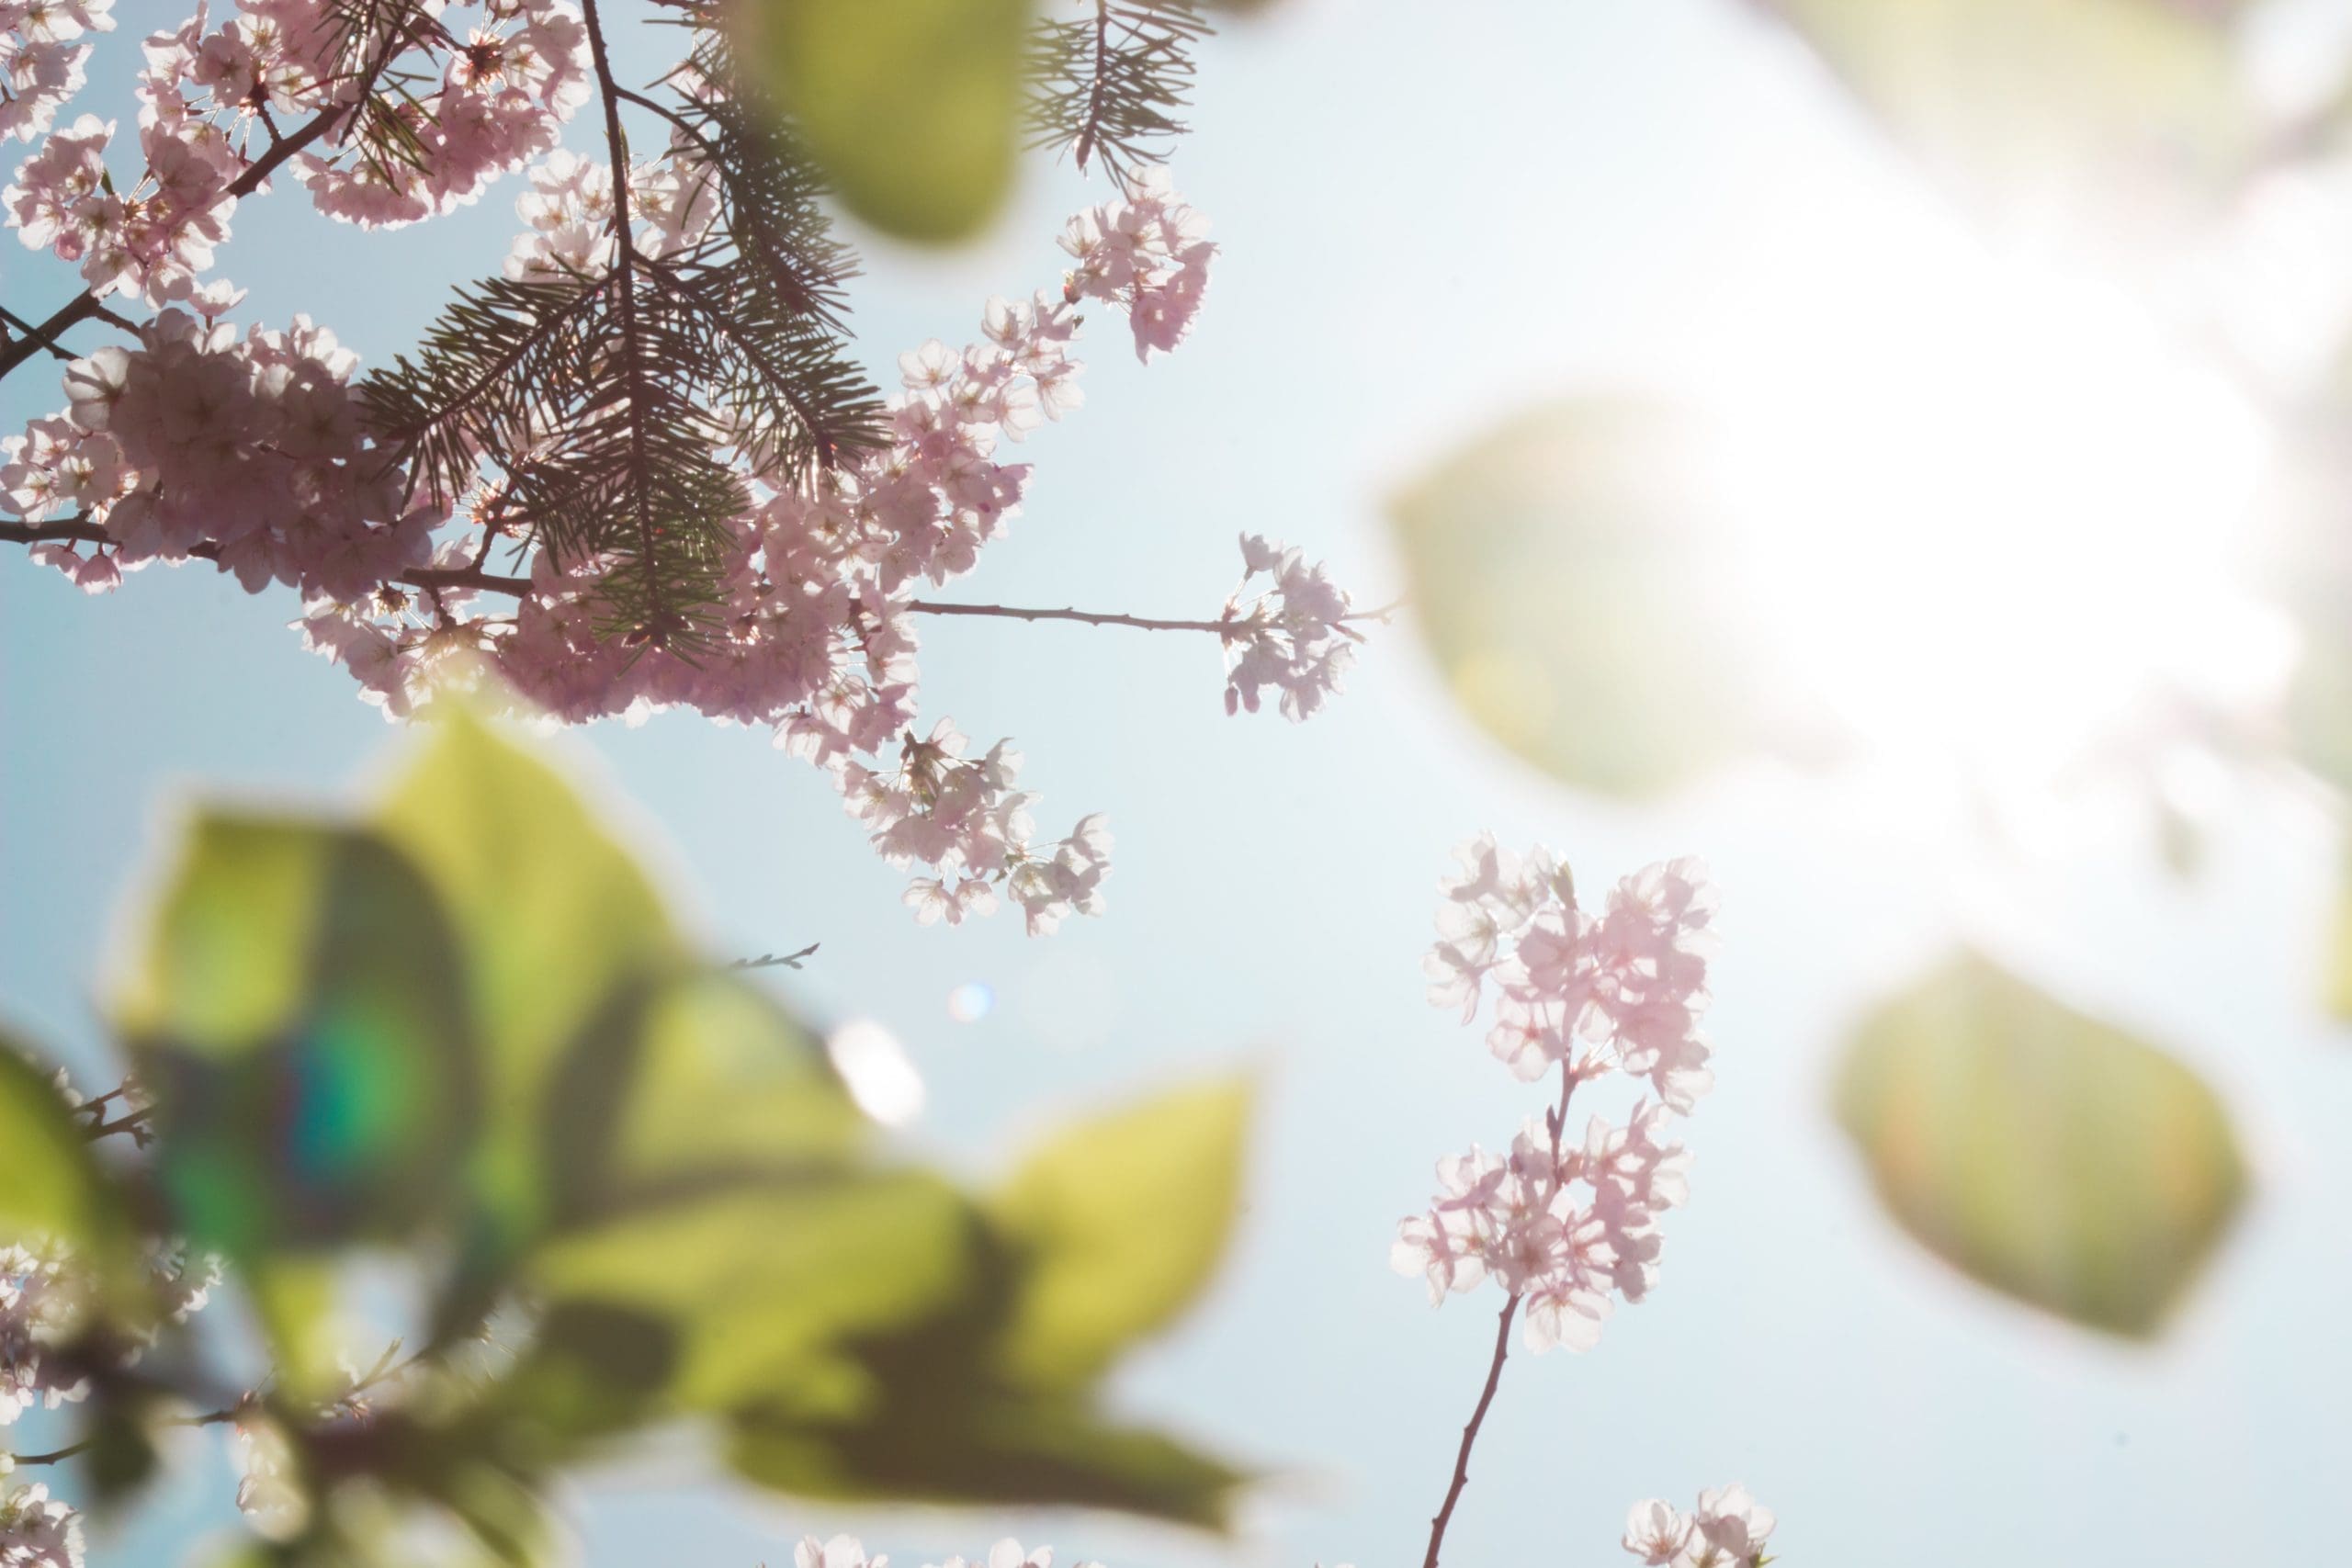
0, 1058, 215, 1567
1221, 533, 1359, 722
0, 0, 109, 147
5, 0, 588, 307
1623, 1485, 1778, 1568
1395, 839, 1719, 1353
0, 1481, 82, 1568
795, 1534, 1100, 1568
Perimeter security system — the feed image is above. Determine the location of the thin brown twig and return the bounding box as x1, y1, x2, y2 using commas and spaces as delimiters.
1420, 1067, 1579, 1568
3, 525, 1395, 647
1422, 1292, 1521, 1568
903, 599, 1236, 636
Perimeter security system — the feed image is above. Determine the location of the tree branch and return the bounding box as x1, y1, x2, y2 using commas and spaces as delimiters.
0, 521, 529, 599
1421, 1066, 1579, 1568
1422, 1291, 1520, 1568
0, 305, 75, 364
905, 599, 1236, 635
9, 1438, 97, 1467
903, 597, 1401, 636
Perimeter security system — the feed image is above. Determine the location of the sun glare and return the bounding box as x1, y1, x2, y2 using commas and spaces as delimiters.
1705, 254, 2293, 799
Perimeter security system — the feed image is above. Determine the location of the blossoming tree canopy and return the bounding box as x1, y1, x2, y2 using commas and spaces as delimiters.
0, 711, 1258, 1563
1, 0, 1374, 931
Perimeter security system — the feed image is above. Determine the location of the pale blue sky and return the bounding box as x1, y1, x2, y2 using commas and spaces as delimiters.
6, 2, 2351, 1564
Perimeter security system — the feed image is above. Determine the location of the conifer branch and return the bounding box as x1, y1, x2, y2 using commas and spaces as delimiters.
1027, 0, 1211, 181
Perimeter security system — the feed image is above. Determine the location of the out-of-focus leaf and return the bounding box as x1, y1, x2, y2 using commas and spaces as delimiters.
120, 816, 479, 1260
989, 1078, 1249, 1389
471, 1300, 683, 1459
0, 1034, 130, 1261
376, 711, 675, 1110
729, 1394, 1246, 1529
537, 971, 862, 1228
2324, 840, 2352, 1021
1836, 948, 2247, 1337
1748, 0, 2256, 241
83, 1404, 161, 1507
733, 0, 1033, 243
1389, 397, 1777, 797
522, 1172, 978, 1415
376, 712, 681, 1260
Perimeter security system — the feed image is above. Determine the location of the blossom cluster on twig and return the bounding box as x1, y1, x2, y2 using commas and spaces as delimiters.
1, 0, 1367, 930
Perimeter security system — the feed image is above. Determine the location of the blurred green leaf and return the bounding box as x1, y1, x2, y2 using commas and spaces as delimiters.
377, 711, 677, 1110
1752, 0, 2256, 241
376, 712, 681, 1262
537, 971, 862, 1229
1389, 397, 1779, 797
0, 1033, 129, 1258
729, 1393, 1246, 1529
733, 0, 1033, 243
990, 1078, 1249, 1389
1836, 948, 2247, 1337
84, 713, 1254, 1540
2324, 840, 2352, 1022
524, 1171, 978, 1416
490, 1299, 683, 1449
83, 1403, 162, 1508
121, 816, 479, 1261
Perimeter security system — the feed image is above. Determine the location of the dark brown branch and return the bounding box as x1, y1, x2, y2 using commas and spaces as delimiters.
0, 305, 75, 363
0, 520, 529, 599
10, 1438, 97, 1467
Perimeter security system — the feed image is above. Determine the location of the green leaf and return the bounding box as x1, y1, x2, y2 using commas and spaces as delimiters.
733, 0, 1033, 243
522, 1171, 980, 1416
120, 816, 480, 1260
376, 711, 678, 1102
989, 1078, 1250, 1389
1753, 0, 2256, 242
0, 1033, 130, 1258
2324, 840, 2352, 1022
376, 712, 683, 1259
728, 1395, 1246, 1530
1388, 397, 1781, 798
536, 971, 863, 1229
1835, 948, 2248, 1337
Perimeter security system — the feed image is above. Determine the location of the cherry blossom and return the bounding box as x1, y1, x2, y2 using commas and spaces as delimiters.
1396, 842, 1717, 1355
1221, 532, 1360, 722
0, 1246, 87, 1427
1621, 1486, 1778, 1568
793, 1536, 1103, 1568
4, 0, 1369, 931
0, 1482, 83, 1568
1057, 164, 1215, 361
0, 0, 111, 146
